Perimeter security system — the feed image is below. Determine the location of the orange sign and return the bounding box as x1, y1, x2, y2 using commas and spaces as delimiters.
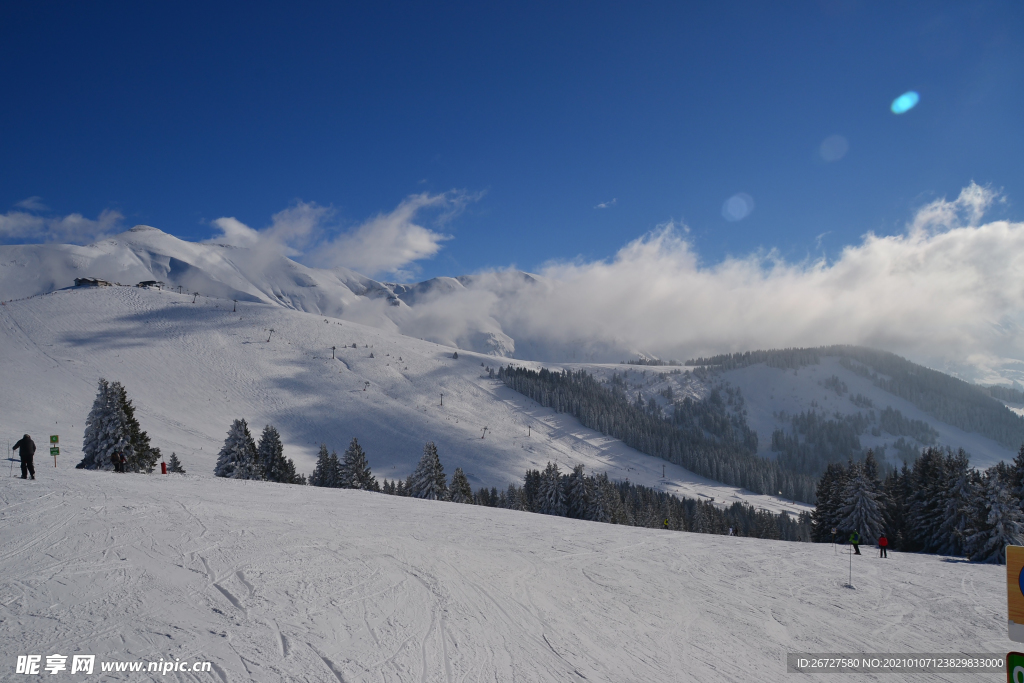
1008, 546, 1024, 643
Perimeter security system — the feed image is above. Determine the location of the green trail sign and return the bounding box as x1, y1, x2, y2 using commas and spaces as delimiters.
49, 435, 58, 444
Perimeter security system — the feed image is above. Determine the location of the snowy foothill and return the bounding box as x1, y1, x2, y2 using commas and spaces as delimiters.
0, 284, 806, 515
0, 466, 1010, 682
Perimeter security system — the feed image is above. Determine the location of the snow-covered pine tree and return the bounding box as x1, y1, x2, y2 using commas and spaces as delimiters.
908, 447, 949, 552
167, 452, 186, 473
692, 501, 710, 533
503, 483, 526, 510
586, 473, 612, 523
309, 444, 332, 487
536, 462, 567, 516
566, 464, 589, 519
937, 451, 975, 556
969, 474, 1024, 564
341, 438, 378, 491
115, 382, 158, 473
257, 425, 286, 482
838, 471, 884, 542
449, 468, 473, 503
79, 378, 115, 469
810, 462, 847, 541
214, 419, 259, 479
408, 442, 448, 500
78, 378, 134, 470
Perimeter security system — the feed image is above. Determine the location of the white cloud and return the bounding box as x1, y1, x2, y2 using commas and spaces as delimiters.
401, 183, 1023, 382
15, 196, 49, 212
211, 192, 471, 279
0, 208, 123, 244
595, 198, 617, 209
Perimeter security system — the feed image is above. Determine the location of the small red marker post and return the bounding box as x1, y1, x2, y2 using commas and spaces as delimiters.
161, 462, 167, 475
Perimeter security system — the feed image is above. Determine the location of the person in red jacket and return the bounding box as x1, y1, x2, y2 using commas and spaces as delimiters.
878, 533, 889, 558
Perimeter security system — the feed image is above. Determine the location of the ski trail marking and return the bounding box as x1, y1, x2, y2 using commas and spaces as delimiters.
236, 570, 255, 596
214, 584, 246, 615
309, 644, 347, 683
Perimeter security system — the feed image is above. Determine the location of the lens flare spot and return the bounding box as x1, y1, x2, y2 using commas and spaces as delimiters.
891, 91, 920, 114
819, 135, 849, 162
722, 193, 755, 222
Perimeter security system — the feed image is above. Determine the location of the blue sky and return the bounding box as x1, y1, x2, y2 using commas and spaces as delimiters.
1, 1, 1022, 281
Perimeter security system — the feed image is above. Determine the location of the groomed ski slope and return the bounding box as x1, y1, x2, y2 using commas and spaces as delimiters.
0, 468, 1007, 682
0, 285, 807, 516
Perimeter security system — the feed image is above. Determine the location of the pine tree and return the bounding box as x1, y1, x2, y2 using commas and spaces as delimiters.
935, 450, 973, 556
811, 462, 847, 542
969, 475, 1024, 564
838, 472, 884, 542
215, 419, 259, 479
908, 448, 949, 552
566, 464, 589, 519
341, 438, 378, 491
449, 468, 473, 503
309, 444, 333, 487
586, 473, 612, 523
78, 379, 154, 472
536, 462, 567, 516
257, 425, 288, 483
408, 442, 448, 500
79, 379, 123, 470
504, 483, 527, 510
167, 452, 186, 473
116, 383, 158, 473
692, 502, 710, 533
1011, 444, 1024, 503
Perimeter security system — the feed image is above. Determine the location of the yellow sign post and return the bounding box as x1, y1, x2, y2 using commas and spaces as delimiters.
1008, 546, 1024, 643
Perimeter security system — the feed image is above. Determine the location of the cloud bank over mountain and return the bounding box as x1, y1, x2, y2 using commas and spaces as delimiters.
1, 184, 1021, 384
387, 183, 1024, 383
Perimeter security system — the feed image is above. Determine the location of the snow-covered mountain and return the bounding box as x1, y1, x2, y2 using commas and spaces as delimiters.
4, 228, 1023, 484
0, 284, 806, 514
0, 226, 519, 356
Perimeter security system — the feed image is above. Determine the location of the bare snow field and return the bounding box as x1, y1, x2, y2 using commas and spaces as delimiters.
0, 286, 806, 515
0, 467, 1008, 682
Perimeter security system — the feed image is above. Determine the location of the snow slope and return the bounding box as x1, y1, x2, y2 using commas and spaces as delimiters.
0, 285, 805, 515
575, 360, 1017, 471
0, 467, 1009, 682
0, 227, 516, 357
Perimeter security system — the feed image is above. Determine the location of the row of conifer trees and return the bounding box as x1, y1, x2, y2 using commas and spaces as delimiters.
213, 418, 304, 484
812, 447, 1024, 563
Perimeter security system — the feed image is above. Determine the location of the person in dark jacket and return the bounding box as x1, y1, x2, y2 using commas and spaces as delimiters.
13, 434, 35, 479
878, 533, 888, 558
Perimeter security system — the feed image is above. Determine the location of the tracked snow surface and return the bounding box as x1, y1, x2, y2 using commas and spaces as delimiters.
0, 466, 1009, 682
0, 284, 1013, 682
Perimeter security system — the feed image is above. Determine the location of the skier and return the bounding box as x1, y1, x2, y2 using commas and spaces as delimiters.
878, 533, 888, 558
728, 527, 735, 536
13, 434, 36, 480
663, 518, 669, 530
849, 529, 861, 555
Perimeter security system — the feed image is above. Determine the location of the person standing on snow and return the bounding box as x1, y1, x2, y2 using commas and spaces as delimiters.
13, 434, 36, 480
849, 529, 861, 555
878, 533, 888, 558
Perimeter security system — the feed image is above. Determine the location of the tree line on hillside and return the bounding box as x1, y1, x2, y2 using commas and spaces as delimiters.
685, 346, 1024, 450
375, 443, 811, 541
812, 447, 1024, 564
499, 365, 819, 503
211, 423, 813, 542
